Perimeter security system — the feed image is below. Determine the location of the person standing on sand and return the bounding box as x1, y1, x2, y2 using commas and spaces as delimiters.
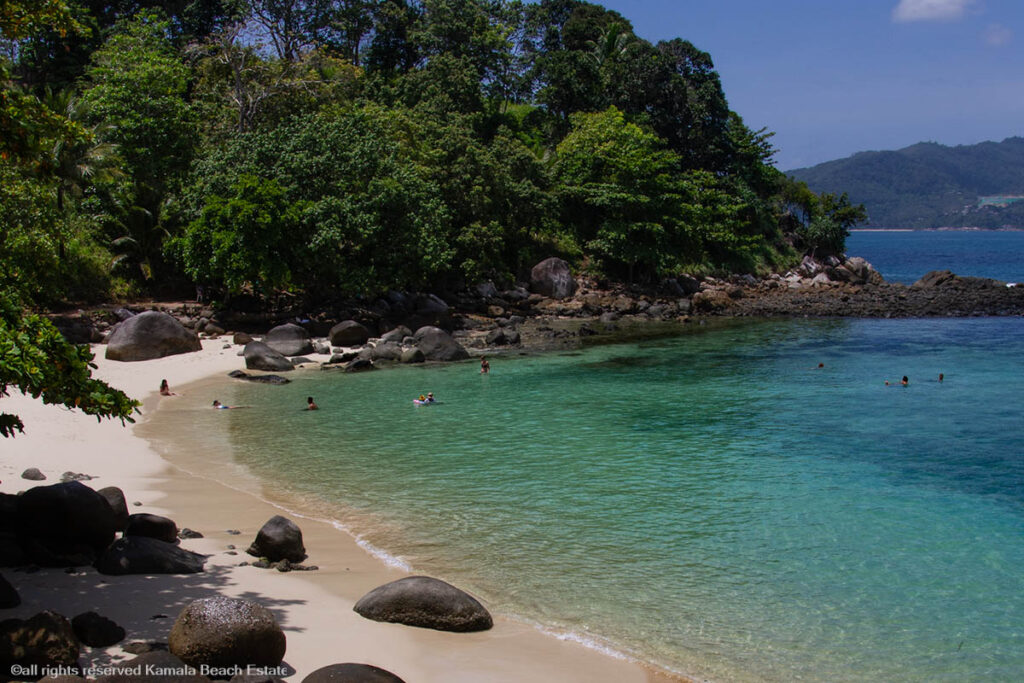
480, 356, 490, 374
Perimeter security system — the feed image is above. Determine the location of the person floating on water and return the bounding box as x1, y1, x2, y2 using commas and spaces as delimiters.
885, 376, 909, 386
938, 373, 944, 382
306, 396, 318, 410
480, 356, 490, 374
212, 400, 244, 409
426, 392, 435, 403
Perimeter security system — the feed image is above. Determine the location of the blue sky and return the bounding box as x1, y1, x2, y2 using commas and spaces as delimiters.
594, 0, 1024, 170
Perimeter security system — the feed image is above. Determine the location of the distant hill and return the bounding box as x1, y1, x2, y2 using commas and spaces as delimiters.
787, 137, 1024, 228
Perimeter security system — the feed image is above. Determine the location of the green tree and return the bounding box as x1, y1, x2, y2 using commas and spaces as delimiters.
0, 289, 139, 437
175, 174, 303, 294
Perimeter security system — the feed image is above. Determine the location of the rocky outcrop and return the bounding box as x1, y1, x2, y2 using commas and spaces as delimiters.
0, 611, 80, 674
71, 611, 125, 647
264, 324, 313, 357
15, 482, 116, 567
105, 311, 201, 362
96, 487, 129, 532
124, 513, 179, 544
168, 597, 286, 670
353, 576, 493, 632
21, 468, 45, 481
246, 516, 306, 563
301, 663, 406, 683
329, 321, 371, 347
530, 258, 577, 299
243, 342, 294, 372
412, 327, 469, 362
94, 536, 206, 575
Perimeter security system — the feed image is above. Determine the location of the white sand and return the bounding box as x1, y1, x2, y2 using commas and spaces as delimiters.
0, 339, 685, 682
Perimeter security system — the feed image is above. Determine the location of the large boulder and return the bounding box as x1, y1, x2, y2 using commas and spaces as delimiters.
379, 326, 412, 344
529, 258, 577, 300
0, 611, 80, 674
94, 536, 206, 575
301, 664, 406, 683
412, 327, 469, 362
243, 342, 294, 372
124, 514, 179, 544
913, 269, 958, 289
264, 324, 313, 357
168, 597, 286, 670
105, 311, 201, 362
329, 321, 371, 347
71, 612, 125, 647
96, 487, 129, 532
246, 516, 306, 563
15, 482, 116, 566
691, 289, 734, 313
353, 576, 493, 633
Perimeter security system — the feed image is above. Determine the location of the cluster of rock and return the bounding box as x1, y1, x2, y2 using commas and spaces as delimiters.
0, 475, 492, 681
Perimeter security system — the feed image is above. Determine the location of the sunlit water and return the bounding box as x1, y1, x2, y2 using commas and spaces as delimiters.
847, 230, 1024, 284
174, 317, 1024, 682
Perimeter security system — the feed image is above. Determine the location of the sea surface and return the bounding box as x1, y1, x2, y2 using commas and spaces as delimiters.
847, 229, 1024, 284
182, 314, 1024, 682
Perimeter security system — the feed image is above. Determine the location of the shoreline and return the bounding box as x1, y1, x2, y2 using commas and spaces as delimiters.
1, 339, 688, 683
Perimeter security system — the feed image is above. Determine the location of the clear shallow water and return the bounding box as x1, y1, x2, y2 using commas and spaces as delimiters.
198, 318, 1024, 682
847, 230, 1024, 285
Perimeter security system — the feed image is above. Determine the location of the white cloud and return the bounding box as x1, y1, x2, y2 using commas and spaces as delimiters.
892, 0, 977, 22
984, 23, 1012, 46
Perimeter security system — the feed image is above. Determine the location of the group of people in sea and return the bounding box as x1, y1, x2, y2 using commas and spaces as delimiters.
162, 354, 500, 411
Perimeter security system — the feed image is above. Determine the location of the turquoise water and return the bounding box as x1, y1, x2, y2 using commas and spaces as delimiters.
847, 230, 1024, 285
199, 317, 1024, 682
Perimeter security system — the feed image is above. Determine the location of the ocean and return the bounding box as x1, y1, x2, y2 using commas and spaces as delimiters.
847, 229, 1024, 285
170, 233, 1024, 682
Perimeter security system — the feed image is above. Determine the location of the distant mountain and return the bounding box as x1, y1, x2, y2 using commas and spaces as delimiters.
787, 137, 1024, 228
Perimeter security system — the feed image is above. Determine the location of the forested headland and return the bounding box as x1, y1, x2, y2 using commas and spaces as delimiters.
2, 0, 865, 313
788, 137, 1024, 229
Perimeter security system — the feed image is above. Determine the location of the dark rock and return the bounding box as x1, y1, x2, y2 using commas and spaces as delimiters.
379, 326, 412, 343
399, 348, 425, 364
59, 472, 93, 483
95, 650, 205, 683
484, 329, 508, 346
228, 370, 291, 385
178, 529, 203, 540
94, 536, 206, 575
0, 573, 20, 608
504, 330, 521, 345
264, 324, 313, 357
96, 487, 130, 532
412, 327, 469, 362
21, 468, 45, 481
344, 359, 375, 373
413, 294, 449, 316
231, 675, 288, 683
301, 663, 406, 683
289, 357, 315, 365
353, 576, 493, 633
121, 641, 166, 655
369, 342, 402, 362
0, 533, 27, 567
233, 332, 254, 345
529, 258, 577, 300
105, 311, 201, 362
205, 323, 226, 336
329, 321, 371, 347
168, 597, 286, 670
246, 516, 305, 563
913, 269, 958, 289
16, 481, 115, 567
243, 342, 294, 372
0, 611, 79, 673
125, 514, 179, 544
71, 611, 125, 647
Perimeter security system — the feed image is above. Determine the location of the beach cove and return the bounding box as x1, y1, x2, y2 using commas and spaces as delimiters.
0, 338, 681, 683
117, 315, 1024, 682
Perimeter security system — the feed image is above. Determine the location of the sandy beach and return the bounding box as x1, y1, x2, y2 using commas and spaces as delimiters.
1, 338, 684, 683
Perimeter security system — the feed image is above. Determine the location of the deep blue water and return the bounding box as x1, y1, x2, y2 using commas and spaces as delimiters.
179, 316, 1024, 682
847, 230, 1024, 285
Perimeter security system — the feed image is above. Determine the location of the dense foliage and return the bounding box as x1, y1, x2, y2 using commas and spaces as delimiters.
2, 0, 863, 311
789, 137, 1024, 229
